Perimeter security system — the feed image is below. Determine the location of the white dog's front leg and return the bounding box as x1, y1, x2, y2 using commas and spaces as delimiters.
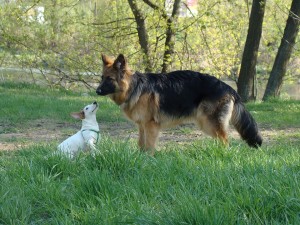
86, 138, 96, 149
82, 130, 100, 157
86, 138, 97, 157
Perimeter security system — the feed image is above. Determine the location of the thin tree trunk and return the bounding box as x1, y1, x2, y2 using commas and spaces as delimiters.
161, 0, 181, 73
127, 0, 153, 72
142, 0, 181, 73
237, 0, 266, 102
263, 0, 300, 101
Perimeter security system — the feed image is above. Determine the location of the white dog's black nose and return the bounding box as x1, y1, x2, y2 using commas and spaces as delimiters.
93, 101, 97, 105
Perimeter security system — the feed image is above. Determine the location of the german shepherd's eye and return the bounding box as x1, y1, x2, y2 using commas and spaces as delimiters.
101, 75, 109, 81
102, 76, 115, 82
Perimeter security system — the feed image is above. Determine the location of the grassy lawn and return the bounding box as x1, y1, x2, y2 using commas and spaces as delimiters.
0, 82, 123, 129
0, 82, 300, 224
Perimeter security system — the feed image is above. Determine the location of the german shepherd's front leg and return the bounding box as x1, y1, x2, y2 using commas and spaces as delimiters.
138, 124, 146, 149
143, 121, 160, 155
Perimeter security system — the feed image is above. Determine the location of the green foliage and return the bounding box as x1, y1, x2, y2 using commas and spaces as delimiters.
1, 0, 299, 89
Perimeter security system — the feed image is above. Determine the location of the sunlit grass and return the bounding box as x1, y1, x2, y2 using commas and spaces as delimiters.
247, 99, 300, 128
0, 82, 123, 131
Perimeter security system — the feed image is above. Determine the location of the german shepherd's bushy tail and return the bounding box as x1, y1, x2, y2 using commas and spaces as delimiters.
231, 100, 262, 148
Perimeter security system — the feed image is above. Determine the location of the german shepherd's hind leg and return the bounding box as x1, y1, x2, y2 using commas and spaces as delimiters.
214, 99, 234, 146
215, 126, 229, 146
197, 117, 229, 146
197, 97, 233, 146
143, 121, 160, 155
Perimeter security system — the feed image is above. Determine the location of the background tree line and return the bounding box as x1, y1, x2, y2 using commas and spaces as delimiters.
0, 0, 299, 101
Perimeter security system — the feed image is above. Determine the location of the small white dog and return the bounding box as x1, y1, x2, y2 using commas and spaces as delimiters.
57, 101, 100, 158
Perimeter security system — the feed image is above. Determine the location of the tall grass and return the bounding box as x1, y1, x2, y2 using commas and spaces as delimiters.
1, 139, 300, 224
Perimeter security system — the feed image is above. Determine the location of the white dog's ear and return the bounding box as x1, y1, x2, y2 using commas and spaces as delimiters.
70, 111, 85, 120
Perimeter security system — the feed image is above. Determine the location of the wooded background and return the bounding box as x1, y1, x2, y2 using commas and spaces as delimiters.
0, 0, 299, 101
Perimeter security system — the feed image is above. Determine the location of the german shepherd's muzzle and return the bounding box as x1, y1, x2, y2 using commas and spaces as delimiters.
96, 54, 262, 154
96, 76, 116, 96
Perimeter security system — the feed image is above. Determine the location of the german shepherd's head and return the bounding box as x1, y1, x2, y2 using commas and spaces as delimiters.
96, 54, 132, 104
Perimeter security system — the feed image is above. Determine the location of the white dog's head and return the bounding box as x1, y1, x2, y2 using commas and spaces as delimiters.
71, 102, 99, 121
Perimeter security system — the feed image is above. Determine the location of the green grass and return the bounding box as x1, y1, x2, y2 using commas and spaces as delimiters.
0, 81, 300, 224
1, 140, 299, 224
0, 82, 123, 132
247, 99, 300, 128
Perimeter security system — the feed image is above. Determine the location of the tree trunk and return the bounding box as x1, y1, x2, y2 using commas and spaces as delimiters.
142, 0, 181, 73
161, 0, 181, 73
127, 0, 153, 72
263, 0, 300, 101
237, 0, 266, 102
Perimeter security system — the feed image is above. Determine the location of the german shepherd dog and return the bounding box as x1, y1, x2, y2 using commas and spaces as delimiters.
96, 54, 262, 154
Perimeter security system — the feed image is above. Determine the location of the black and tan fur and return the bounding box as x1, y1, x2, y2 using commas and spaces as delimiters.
96, 54, 262, 154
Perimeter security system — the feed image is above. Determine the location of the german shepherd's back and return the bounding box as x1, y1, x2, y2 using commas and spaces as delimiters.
96, 54, 262, 153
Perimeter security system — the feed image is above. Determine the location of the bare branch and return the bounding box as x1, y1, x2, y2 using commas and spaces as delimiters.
142, 0, 168, 19
91, 17, 135, 26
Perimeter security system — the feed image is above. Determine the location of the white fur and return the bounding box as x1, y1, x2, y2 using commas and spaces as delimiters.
57, 102, 100, 158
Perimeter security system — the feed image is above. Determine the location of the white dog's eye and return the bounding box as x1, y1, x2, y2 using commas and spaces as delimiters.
85, 107, 89, 110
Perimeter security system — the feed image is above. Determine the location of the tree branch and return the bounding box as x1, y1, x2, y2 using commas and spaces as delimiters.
142, 0, 168, 19
91, 17, 135, 26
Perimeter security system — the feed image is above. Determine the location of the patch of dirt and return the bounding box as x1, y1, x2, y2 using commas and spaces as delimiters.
0, 119, 299, 151
0, 143, 25, 151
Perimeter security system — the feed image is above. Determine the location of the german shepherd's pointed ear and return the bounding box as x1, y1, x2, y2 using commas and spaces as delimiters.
101, 54, 113, 66
113, 54, 126, 71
